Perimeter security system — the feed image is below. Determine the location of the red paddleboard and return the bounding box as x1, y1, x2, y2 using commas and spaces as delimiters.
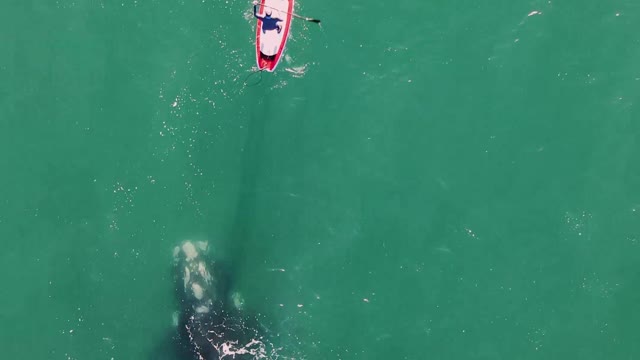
255, 0, 294, 72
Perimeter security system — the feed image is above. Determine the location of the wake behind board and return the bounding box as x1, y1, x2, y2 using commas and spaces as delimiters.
255, 0, 294, 72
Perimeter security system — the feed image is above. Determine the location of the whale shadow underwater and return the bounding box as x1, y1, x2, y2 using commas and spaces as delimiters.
149, 240, 268, 360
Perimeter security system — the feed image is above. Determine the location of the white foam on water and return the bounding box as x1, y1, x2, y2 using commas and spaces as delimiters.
216, 338, 268, 359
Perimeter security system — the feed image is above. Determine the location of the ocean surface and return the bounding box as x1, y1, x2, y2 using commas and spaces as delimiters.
1, 0, 639, 359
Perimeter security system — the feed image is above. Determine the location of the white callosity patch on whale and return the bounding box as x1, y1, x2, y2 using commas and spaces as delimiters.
231, 292, 245, 310
196, 241, 208, 252
176, 240, 219, 306
183, 266, 190, 289
198, 261, 212, 283
195, 305, 209, 313
191, 282, 204, 300
181, 241, 199, 260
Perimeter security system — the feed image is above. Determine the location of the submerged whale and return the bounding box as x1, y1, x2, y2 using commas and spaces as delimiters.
167, 240, 266, 360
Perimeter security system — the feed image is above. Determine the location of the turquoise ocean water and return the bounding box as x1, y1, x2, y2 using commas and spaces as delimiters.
2, 0, 639, 358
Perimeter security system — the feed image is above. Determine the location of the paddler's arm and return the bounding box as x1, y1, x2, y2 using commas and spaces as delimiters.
252, 1, 263, 19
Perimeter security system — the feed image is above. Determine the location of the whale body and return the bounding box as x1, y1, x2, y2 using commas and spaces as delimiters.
170, 240, 265, 360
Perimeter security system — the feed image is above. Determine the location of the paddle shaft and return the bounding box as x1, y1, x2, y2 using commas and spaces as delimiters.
259, 4, 321, 24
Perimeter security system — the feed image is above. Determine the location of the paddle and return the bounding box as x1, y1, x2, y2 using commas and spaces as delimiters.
253, 1, 321, 24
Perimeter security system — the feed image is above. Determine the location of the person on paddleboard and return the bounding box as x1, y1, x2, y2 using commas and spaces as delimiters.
253, 1, 283, 34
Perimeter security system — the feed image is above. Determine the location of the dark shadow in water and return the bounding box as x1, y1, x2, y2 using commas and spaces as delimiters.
226, 91, 270, 273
